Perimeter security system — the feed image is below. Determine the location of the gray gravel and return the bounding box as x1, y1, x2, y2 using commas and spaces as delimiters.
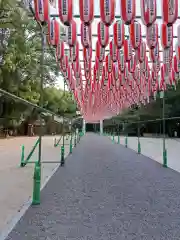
5, 133, 180, 240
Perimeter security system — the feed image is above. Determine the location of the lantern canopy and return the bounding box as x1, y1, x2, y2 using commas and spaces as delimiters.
58, 0, 73, 26
79, 0, 94, 24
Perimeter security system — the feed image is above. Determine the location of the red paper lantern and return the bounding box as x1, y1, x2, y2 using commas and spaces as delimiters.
34, 0, 50, 23
118, 52, 125, 72
175, 42, 180, 60
58, 0, 73, 26
112, 62, 119, 80
162, 63, 171, 84
135, 41, 146, 63
48, 18, 60, 46
56, 41, 64, 61
84, 60, 91, 73
67, 64, 73, 82
60, 55, 69, 72
97, 21, 109, 47
140, 56, 148, 73
133, 67, 140, 81
129, 21, 141, 49
146, 23, 158, 49
109, 40, 117, 62
162, 0, 178, 25
105, 54, 112, 73
70, 41, 79, 62
149, 42, 159, 62
79, 0, 94, 24
102, 65, 109, 86
152, 60, 160, 73
83, 47, 92, 61
128, 55, 136, 73
140, 0, 156, 26
161, 23, 173, 49
173, 55, 180, 73
66, 19, 77, 46
81, 22, 92, 48
170, 69, 178, 86
120, 0, 136, 25
113, 20, 124, 49
163, 48, 171, 64
124, 39, 132, 62
169, 44, 173, 62
100, 0, 115, 26
96, 41, 105, 62
94, 65, 99, 81
178, 25, 180, 45
144, 65, 150, 80
72, 59, 81, 76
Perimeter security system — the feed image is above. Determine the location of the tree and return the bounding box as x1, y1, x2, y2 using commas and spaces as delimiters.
0, 0, 77, 135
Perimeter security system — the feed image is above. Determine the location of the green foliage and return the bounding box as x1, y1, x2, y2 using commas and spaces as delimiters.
0, 1, 76, 130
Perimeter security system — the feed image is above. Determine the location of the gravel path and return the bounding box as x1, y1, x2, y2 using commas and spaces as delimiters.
5, 133, 180, 240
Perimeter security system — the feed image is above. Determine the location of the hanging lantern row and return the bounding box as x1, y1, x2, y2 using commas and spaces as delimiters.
33, 0, 180, 122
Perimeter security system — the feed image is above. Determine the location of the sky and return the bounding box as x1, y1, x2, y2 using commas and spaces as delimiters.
49, 0, 180, 89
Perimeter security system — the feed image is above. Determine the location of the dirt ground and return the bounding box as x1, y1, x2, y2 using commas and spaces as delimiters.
0, 135, 71, 233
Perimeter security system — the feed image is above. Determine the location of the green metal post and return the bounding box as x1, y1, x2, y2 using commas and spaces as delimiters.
69, 138, 73, 154
125, 136, 128, 148
38, 28, 45, 166
20, 145, 25, 167
162, 92, 167, 167
61, 145, 65, 166
62, 80, 65, 164
32, 162, 41, 205
112, 134, 114, 143
74, 131, 77, 147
